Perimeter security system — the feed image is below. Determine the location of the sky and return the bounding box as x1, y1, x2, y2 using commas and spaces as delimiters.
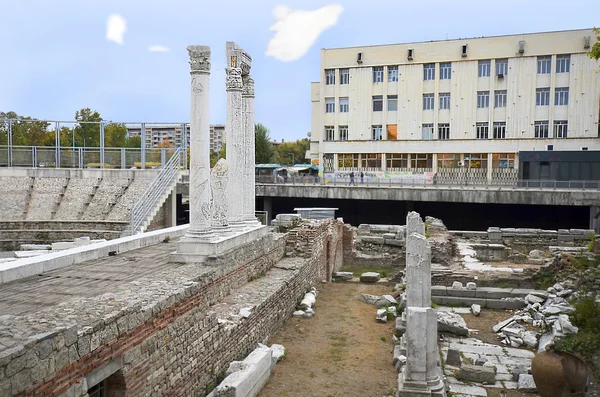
1, 0, 599, 142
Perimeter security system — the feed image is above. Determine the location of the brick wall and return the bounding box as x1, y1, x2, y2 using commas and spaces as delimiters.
2, 219, 345, 397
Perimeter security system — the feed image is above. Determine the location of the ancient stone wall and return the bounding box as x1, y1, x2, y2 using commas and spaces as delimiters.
0, 219, 345, 397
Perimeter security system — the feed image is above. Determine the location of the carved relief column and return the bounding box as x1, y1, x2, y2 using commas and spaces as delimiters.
184, 45, 215, 240
242, 74, 260, 226
225, 67, 246, 231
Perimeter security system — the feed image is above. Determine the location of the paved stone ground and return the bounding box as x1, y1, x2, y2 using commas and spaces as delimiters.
0, 241, 178, 316
440, 336, 535, 397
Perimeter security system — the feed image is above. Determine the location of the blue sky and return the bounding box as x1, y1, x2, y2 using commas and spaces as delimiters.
1, 0, 599, 141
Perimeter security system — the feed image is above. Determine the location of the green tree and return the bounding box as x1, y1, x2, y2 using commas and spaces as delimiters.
275, 138, 309, 166
104, 123, 127, 147
0, 111, 51, 146
589, 28, 600, 61
210, 144, 226, 167
74, 108, 102, 147
255, 123, 275, 164
125, 136, 142, 148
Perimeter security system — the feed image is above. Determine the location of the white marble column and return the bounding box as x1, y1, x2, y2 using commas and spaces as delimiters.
225, 67, 246, 231
184, 45, 215, 240
242, 75, 260, 226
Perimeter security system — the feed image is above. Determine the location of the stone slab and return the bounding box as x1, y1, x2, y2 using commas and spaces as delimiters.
213, 345, 272, 397
474, 287, 513, 299
431, 285, 447, 296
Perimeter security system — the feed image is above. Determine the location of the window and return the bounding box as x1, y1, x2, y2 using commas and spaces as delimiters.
556, 55, 570, 73
476, 122, 489, 139
361, 153, 382, 169
387, 124, 397, 140
372, 125, 382, 140
423, 94, 434, 110
537, 56, 551, 74
439, 93, 450, 110
554, 120, 568, 138
494, 90, 507, 108
338, 153, 359, 168
325, 126, 335, 141
387, 95, 398, 111
478, 60, 491, 77
339, 125, 348, 141
477, 91, 489, 108
340, 68, 349, 84
339, 97, 349, 113
438, 123, 450, 140
534, 121, 549, 138
325, 69, 335, 85
440, 62, 451, 80
373, 66, 384, 83
372, 96, 383, 111
388, 66, 398, 82
438, 153, 458, 169
88, 381, 105, 397
555, 87, 569, 106
411, 153, 432, 169
386, 153, 408, 169
423, 63, 435, 80
492, 153, 515, 169
536, 88, 550, 106
493, 122, 506, 139
422, 124, 434, 140
325, 97, 335, 113
465, 153, 487, 169
495, 59, 508, 76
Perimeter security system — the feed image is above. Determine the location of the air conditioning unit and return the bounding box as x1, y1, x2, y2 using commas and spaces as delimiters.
518, 40, 525, 54
584, 36, 591, 49
457, 161, 465, 167
407, 48, 414, 60
461, 44, 468, 57
357, 52, 363, 64
497, 73, 504, 79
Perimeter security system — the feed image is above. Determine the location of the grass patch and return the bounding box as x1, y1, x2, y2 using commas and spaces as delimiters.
248, 270, 266, 282
341, 265, 392, 278
534, 266, 557, 289
570, 255, 600, 271
380, 336, 387, 342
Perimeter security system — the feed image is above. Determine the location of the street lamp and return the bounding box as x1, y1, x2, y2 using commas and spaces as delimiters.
288, 152, 294, 166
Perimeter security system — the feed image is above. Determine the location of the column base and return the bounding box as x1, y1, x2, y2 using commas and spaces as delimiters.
169, 224, 268, 263
397, 369, 446, 397
243, 215, 262, 227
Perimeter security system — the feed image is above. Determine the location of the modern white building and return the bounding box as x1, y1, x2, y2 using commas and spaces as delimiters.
309, 28, 600, 182
126, 124, 225, 152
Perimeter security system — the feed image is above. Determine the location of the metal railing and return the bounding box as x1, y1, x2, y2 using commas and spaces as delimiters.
130, 149, 181, 234
256, 174, 600, 191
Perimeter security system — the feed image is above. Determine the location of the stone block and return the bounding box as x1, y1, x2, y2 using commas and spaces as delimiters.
466, 282, 477, 290
333, 272, 353, 281
214, 345, 272, 397
270, 344, 285, 371
475, 287, 512, 299
51, 242, 75, 250
471, 304, 481, 316
458, 365, 496, 384
436, 311, 468, 336
360, 236, 385, 245
431, 285, 447, 296
359, 272, 380, 283
451, 281, 463, 289
517, 373, 537, 392
383, 238, 404, 247
446, 348, 461, 366
446, 288, 477, 298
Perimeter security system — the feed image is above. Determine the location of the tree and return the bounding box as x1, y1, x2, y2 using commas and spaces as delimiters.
255, 123, 275, 164
275, 138, 309, 166
0, 111, 51, 146
125, 136, 142, 148
74, 108, 102, 147
210, 144, 226, 167
589, 28, 600, 61
104, 123, 127, 147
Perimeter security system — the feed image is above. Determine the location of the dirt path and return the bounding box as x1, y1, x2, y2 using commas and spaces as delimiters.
259, 282, 398, 397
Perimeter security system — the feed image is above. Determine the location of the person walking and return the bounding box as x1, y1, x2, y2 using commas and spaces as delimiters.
360, 171, 364, 184
349, 171, 355, 186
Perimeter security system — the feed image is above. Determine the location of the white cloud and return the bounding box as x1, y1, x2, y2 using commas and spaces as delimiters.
148, 45, 170, 52
266, 4, 343, 62
106, 14, 127, 45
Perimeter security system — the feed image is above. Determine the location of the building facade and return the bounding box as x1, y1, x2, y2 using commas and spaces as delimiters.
126, 124, 226, 151
310, 28, 600, 182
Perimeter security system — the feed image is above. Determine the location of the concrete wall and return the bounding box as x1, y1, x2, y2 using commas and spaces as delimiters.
256, 184, 600, 207
0, 219, 345, 396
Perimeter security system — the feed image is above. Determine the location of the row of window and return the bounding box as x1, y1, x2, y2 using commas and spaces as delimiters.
323, 121, 569, 141
336, 153, 516, 169
324, 55, 571, 85
324, 86, 569, 114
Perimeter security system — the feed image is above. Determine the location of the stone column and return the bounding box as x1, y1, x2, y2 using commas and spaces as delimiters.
184, 45, 215, 241
242, 74, 260, 226
225, 67, 246, 231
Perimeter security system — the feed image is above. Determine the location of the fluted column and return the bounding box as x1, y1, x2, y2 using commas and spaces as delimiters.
184, 45, 215, 240
225, 67, 246, 231
242, 75, 260, 225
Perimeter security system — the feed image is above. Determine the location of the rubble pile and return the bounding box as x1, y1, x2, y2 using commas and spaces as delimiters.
292, 287, 318, 318
357, 292, 401, 324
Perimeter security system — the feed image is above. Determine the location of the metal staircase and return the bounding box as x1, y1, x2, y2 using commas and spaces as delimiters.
130, 149, 181, 235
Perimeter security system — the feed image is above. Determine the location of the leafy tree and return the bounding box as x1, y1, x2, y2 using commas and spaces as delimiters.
275, 138, 309, 166
74, 108, 102, 147
0, 111, 51, 146
104, 123, 127, 147
210, 143, 227, 167
125, 136, 142, 148
255, 123, 275, 164
589, 27, 600, 61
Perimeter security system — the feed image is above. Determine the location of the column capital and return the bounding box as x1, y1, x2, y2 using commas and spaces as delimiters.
187, 45, 211, 74
226, 67, 243, 91
242, 74, 255, 97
